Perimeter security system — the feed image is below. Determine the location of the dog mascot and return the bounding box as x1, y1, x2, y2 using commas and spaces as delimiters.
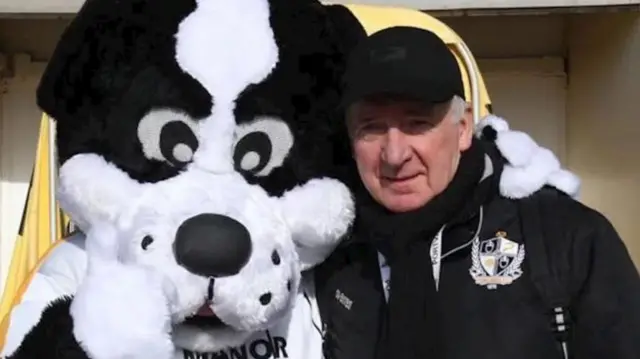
2, 0, 580, 358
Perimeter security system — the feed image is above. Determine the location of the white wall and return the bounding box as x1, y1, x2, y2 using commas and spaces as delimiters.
481, 58, 568, 163
566, 11, 640, 265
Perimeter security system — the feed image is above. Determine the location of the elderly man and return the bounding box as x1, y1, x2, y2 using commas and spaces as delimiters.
315, 26, 640, 359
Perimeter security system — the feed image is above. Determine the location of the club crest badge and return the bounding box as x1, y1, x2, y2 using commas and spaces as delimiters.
469, 231, 525, 289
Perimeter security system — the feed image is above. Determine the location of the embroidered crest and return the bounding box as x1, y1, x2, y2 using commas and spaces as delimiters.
469, 231, 525, 289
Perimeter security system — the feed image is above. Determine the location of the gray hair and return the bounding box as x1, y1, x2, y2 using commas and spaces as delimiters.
448, 95, 467, 123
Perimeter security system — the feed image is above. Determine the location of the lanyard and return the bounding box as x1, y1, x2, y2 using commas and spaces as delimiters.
378, 226, 445, 303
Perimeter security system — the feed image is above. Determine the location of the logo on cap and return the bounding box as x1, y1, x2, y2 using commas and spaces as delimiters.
370, 46, 406, 63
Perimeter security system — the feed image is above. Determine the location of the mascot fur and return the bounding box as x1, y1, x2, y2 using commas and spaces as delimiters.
2, 0, 580, 358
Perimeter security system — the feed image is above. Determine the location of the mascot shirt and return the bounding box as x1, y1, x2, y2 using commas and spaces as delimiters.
177, 275, 323, 359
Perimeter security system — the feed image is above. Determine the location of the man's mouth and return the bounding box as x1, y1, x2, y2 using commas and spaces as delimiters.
389, 174, 417, 181
383, 173, 419, 184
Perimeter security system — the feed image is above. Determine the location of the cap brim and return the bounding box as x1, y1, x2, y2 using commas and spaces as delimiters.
341, 70, 458, 110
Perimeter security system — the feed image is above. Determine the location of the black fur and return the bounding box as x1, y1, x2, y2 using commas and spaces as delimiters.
232, 0, 360, 195
7, 297, 89, 359
482, 125, 498, 142
37, 0, 212, 182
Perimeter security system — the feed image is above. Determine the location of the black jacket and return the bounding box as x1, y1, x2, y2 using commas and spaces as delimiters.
315, 187, 640, 359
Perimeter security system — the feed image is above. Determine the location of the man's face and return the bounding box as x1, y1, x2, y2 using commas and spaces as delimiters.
347, 95, 473, 212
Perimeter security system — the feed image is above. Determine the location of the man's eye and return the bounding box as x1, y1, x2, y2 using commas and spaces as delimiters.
404, 118, 433, 132
355, 122, 387, 139
362, 123, 386, 132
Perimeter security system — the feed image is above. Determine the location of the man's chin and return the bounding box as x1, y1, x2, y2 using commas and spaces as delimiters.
172, 321, 252, 353
379, 192, 434, 213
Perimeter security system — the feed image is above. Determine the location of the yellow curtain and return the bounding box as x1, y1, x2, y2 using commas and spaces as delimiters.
0, 113, 70, 349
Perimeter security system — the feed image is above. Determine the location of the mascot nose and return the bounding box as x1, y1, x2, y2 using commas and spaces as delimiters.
174, 214, 252, 278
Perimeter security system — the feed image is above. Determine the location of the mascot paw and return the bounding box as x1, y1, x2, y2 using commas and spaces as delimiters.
71, 224, 174, 359
279, 177, 355, 270
478, 114, 581, 199
547, 168, 581, 198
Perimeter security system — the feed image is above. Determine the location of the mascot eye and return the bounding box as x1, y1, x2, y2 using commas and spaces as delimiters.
233, 116, 293, 177
137, 109, 199, 167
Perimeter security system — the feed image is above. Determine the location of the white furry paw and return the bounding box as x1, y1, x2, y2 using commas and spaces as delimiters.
547, 168, 581, 199
279, 177, 355, 270
71, 264, 173, 359
478, 114, 581, 199
71, 224, 174, 359
500, 147, 560, 199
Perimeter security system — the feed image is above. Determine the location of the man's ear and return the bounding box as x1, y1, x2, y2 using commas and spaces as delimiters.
457, 103, 474, 151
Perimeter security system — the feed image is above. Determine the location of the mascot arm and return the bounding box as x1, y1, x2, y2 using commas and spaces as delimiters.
4, 225, 174, 359
5, 297, 89, 359
1, 234, 87, 357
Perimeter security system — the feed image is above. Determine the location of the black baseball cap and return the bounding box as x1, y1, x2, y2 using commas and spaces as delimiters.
341, 26, 465, 109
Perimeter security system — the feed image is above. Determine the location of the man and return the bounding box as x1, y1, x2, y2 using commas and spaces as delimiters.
315, 26, 640, 359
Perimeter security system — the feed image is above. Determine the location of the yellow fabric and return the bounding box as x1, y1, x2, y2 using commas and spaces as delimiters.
0, 114, 70, 349
343, 4, 493, 118
0, 241, 64, 351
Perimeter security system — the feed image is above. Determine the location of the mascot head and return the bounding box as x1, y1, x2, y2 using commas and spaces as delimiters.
38, 0, 355, 354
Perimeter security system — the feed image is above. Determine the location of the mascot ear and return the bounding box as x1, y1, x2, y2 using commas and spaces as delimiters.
36, 0, 105, 123
277, 178, 355, 271
476, 115, 581, 199
71, 222, 174, 359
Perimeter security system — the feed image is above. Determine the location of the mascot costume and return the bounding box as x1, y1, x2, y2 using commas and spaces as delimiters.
1, 1, 580, 359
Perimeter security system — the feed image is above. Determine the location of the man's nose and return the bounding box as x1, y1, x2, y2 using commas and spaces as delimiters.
173, 214, 252, 278
381, 128, 411, 166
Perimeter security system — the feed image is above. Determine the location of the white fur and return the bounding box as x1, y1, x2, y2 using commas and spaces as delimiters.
57, 154, 142, 233
71, 223, 174, 359
478, 114, 582, 199
175, 0, 278, 173
547, 169, 581, 199
476, 114, 510, 133
500, 146, 561, 199
278, 178, 356, 271
495, 130, 538, 167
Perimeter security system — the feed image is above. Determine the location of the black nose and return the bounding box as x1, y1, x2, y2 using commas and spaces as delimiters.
174, 214, 252, 278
